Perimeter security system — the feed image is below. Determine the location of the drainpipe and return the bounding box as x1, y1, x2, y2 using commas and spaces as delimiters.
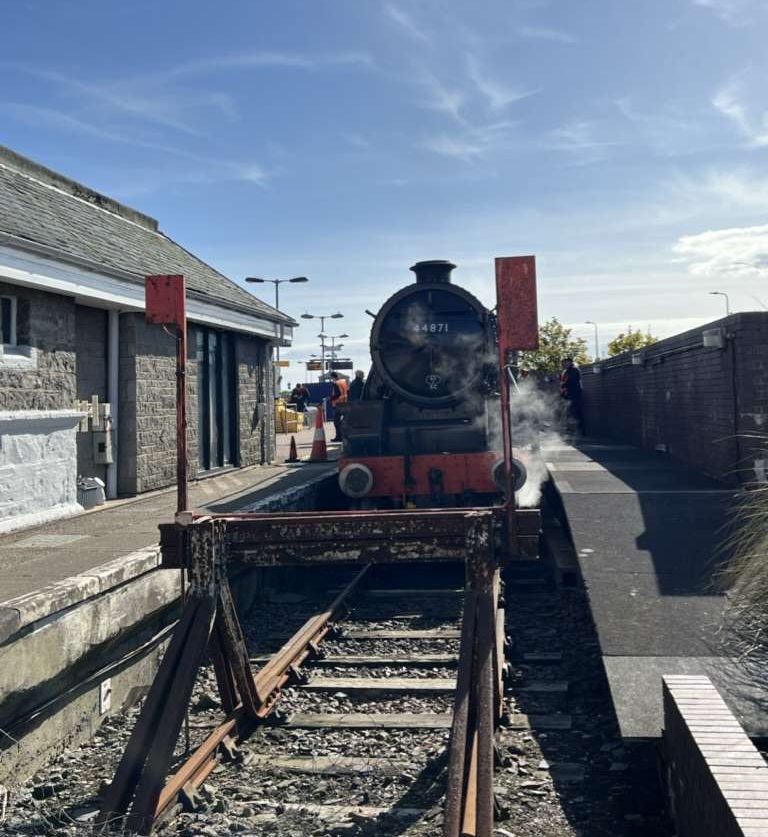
106, 309, 119, 499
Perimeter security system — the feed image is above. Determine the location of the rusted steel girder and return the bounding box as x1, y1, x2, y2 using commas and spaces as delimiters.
159, 507, 541, 568
443, 513, 499, 837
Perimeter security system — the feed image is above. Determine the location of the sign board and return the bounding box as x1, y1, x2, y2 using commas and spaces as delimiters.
306, 361, 323, 371
275, 360, 291, 368
331, 361, 354, 370
145, 275, 185, 325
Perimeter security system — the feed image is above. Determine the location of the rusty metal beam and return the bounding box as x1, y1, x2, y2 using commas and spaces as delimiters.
159, 508, 540, 568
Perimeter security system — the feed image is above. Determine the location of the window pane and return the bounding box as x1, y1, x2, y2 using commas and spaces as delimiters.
0, 299, 11, 345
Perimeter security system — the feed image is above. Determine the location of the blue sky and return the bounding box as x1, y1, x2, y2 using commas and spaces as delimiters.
3, 0, 768, 374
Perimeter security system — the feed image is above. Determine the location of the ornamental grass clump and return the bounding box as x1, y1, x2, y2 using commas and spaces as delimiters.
720, 478, 768, 683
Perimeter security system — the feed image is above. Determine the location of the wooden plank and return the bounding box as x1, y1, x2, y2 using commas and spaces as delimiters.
342, 629, 461, 639
248, 755, 416, 775
242, 801, 426, 822
315, 654, 457, 667
504, 713, 572, 731
288, 712, 453, 729
520, 652, 563, 663
303, 676, 455, 693
517, 680, 568, 694
361, 588, 463, 598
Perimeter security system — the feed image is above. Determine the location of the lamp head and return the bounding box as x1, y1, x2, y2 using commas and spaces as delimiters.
290, 276, 309, 283
245, 277, 265, 283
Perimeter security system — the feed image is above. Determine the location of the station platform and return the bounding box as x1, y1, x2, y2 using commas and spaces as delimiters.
543, 438, 762, 739
0, 426, 338, 605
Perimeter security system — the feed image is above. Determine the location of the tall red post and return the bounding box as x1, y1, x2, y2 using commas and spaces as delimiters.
494, 256, 538, 555
145, 275, 188, 513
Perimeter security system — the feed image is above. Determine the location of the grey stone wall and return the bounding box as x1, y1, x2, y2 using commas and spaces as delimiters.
118, 314, 199, 495
0, 281, 75, 410
75, 305, 107, 480
237, 336, 275, 465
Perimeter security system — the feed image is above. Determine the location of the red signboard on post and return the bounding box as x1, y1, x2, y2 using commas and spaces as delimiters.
494, 256, 538, 354
145, 275, 188, 514
145, 275, 186, 325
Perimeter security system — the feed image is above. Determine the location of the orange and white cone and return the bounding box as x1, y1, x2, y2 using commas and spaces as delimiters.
285, 435, 298, 463
309, 405, 327, 462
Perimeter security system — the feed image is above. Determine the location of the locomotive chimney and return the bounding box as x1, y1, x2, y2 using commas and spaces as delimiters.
409, 260, 456, 284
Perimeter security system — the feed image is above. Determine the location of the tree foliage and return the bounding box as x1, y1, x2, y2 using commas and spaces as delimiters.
607, 327, 658, 357
519, 317, 590, 373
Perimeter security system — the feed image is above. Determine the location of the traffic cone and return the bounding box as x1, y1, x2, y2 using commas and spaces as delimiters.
285, 435, 298, 463
308, 405, 328, 462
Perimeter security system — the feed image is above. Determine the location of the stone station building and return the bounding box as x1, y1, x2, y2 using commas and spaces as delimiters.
0, 145, 294, 533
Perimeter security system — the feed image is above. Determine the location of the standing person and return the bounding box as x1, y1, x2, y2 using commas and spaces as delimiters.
560, 357, 585, 435
348, 369, 365, 401
290, 383, 310, 412
329, 371, 349, 442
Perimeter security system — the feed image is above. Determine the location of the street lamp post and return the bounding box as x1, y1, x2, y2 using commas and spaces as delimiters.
301, 312, 343, 380
245, 276, 308, 361
325, 333, 349, 373
585, 321, 600, 360
709, 291, 731, 316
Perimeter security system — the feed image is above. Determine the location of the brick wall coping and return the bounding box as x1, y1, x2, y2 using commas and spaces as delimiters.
664, 674, 768, 837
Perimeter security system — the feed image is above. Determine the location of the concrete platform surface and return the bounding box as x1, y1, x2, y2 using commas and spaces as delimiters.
543, 437, 759, 739
0, 426, 338, 604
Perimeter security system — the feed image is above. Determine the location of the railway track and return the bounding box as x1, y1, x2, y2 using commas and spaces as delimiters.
0, 517, 675, 837
150, 560, 499, 836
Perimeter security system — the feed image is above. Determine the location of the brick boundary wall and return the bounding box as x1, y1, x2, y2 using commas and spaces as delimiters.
662, 674, 768, 837
582, 313, 768, 485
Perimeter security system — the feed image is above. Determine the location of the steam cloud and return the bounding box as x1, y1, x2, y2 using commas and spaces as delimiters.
507, 376, 562, 508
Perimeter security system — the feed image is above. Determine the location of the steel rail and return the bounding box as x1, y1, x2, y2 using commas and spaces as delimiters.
152, 564, 370, 822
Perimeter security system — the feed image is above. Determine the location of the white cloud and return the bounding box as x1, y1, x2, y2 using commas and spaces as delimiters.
420, 120, 516, 161
692, 0, 757, 25
673, 224, 768, 280
383, 4, 429, 42
519, 25, 577, 44
417, 71, 466, 122
344, 133, 372, 149
713, 81, 768, 146
673, 168, 768, 211
545, 120, 620, 164
466, 55, 539, 111
420, 134, 484, 161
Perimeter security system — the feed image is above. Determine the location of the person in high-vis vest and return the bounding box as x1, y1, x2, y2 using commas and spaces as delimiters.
329, 372, 349, 442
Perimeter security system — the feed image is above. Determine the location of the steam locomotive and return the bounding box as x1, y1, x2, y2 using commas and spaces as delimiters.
338, 260, 527, 505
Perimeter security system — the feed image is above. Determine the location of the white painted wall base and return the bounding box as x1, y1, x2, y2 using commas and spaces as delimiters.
0, 410, 85, 534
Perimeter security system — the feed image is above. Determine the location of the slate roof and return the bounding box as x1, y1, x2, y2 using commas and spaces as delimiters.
0, 145, 294, 326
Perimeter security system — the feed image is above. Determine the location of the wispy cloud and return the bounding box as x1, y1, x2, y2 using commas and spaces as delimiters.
673, 224, 768, 280
157, 50, 374, 83
672, 168, 768, 211
466, 55, 539, 111
545, 120, 620, 164
420, 134, 484, 162
0, 102, 269, 190
713, 80, 768, 146
344, 133, 372, 149
691, 0, 755, 25
383, 4, 429, 42
417, 71, 466, 122
420, 120, 516, 162
519, 25, 577, 44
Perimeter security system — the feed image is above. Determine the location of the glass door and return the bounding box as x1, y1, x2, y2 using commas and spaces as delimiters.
197, 327, 238, 471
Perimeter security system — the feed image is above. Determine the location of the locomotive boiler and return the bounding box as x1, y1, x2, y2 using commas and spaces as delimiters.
338, 259, 530, 505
